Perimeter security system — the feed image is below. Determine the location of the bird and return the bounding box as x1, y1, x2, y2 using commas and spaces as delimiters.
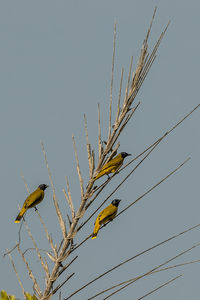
15, 184, 48, 223
94, 152, 131, 181
91, 199, 121, 239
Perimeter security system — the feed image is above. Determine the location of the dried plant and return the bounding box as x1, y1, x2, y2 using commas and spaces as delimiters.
5, 7, 200, 300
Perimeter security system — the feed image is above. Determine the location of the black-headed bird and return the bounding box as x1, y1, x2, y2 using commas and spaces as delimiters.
94, 152, 131, 181
91, 199, 121, 239
15, 184, 48, 223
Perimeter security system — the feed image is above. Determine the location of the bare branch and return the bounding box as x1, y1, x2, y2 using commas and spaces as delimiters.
98, 103, 103, 161
84, 114, 93, 178
123, 56, 133, 107
63, 176, 75, 220
17, 245, 42, 297
41, 141, 67, 240
88, 259, 200, 299
66, 223, 200, 299
3, 221, 23, 257
108, 20, 117, 139
7, 250, 26, 299
52, 273, 75, 295
23, 219, 50, 279
35, 209, 58, 258
138, 275, 182, 300
72, 135, 84, 199
115, 68, 124, 125
20, 172, 30, 193
104, 241, 200, 299
58, 255, 78, 277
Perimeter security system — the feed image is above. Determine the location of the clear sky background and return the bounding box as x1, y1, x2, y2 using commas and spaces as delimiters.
1, 1, 200, 299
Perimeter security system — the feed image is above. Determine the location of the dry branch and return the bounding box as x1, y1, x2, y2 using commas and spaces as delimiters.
84, 114, 93, 178
138, 275, 182, 300
7, 250, 26, 299
63, 176, 75, 219
23, 220, 50, 279
108, 20, 117, 140
72, 135, 84, 199
41, 141, 67, 240
17, 245, 42, 297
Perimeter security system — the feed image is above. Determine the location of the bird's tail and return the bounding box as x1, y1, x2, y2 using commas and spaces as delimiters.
91, 220, 100, 239
15, 207, 26, 223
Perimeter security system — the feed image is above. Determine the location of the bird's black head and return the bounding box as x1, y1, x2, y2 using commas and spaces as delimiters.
111, 199, 121, 207
120, 152, 131, 158
38, 184, 49, 191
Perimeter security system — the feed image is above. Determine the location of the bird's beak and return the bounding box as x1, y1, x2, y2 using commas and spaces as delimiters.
127, 153, 132, 156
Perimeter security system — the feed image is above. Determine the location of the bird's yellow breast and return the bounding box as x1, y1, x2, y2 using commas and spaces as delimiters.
101, 154, 123, 171
98, 204, 118, 225
24, 188, 44, 209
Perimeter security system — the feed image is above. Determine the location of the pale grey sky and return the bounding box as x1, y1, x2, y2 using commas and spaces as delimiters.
1, 1, 200, 299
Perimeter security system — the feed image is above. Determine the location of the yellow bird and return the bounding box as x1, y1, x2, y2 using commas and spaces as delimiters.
15, 184, 48, 223
94, 152, 131, 181
92, 199, 121, 239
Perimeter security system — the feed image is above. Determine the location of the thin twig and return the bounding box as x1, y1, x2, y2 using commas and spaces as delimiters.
41, 141, 67, 240
104, 240, 200, 299
115, 68, 124, 125
108, 20, 117, 139
84, 114, 93, 178
7, 250, 26, 299
17, 245, 42, 297
21, 172, 58, 257
116, 157, 190, 219
89, 259, 200, 299
63, 176, 75, 220
58, 255, 78, 277
52, 273, 75, 294
123, 56, 133, 107
72, 135, 84, 199
36, 209, 57, 257
23, 219, 50, 278
98, 103, 102, 161
65, 223, 200, 299
3, 221, 23, 257
138, 275, 182, 300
